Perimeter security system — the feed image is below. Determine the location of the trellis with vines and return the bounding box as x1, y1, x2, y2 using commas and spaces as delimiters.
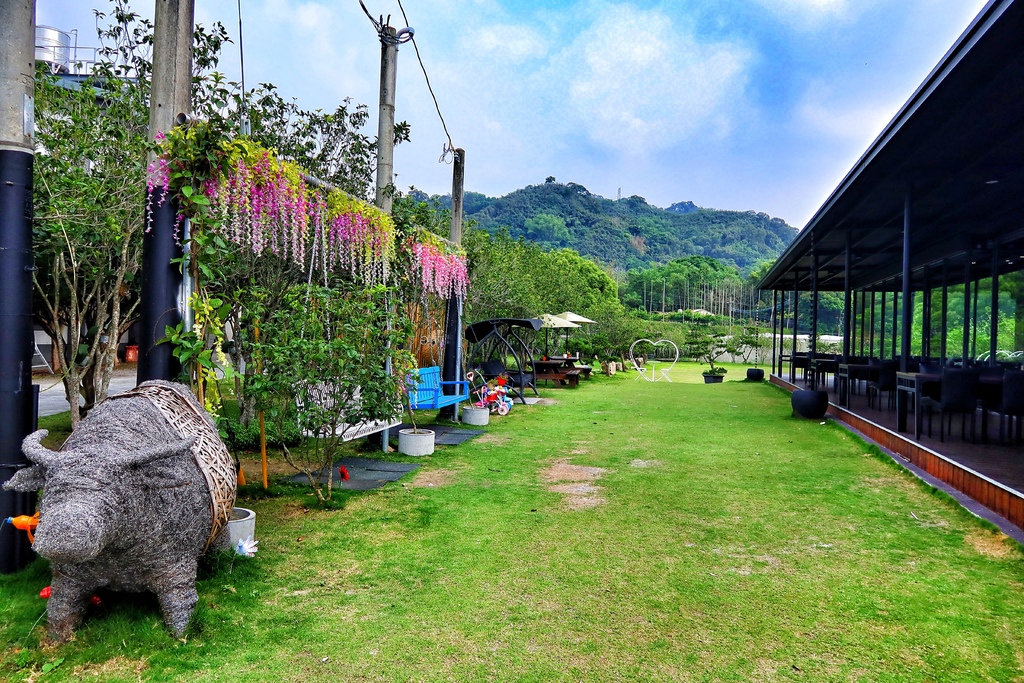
148, 119, 468, 500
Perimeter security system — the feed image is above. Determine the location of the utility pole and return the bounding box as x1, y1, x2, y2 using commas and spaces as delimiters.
369, 17, 411, 448
440, 149, 466, 421
375, 26, 398, 213
0, 0, 37, 574
137, 0, 194, 384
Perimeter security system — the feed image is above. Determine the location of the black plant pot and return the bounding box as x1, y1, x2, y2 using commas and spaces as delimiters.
746, 368, 765, 381
702, 374, 725, 384
791, 389, 829, 419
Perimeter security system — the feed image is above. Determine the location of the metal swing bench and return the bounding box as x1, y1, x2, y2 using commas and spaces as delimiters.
407, 366, 470, 410
465, 318, 542, 403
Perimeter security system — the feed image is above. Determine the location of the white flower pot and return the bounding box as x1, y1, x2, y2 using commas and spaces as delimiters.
398, 428, 435, 456
461, 406, 489, 426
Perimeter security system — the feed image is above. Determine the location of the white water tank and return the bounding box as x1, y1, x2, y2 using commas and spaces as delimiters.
36, 26, 72, 75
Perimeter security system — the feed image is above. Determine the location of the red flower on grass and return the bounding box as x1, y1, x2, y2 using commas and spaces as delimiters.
338, 465, 350, 481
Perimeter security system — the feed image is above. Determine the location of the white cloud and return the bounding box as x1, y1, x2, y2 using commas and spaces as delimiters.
795, 80, 902, 144
476, 24, 548, 63
748, 0, 877, 30
550, 3, 750, 155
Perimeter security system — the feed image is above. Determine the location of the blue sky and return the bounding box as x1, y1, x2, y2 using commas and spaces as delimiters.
38, 0, 988, 228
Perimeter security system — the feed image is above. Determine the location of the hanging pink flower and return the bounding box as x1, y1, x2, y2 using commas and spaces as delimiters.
412, 242, 468, 299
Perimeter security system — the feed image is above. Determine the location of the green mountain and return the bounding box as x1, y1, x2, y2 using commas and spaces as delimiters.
444, 180, 797, 273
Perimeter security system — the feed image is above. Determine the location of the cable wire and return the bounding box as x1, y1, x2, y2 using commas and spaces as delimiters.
395, 0, 456, 159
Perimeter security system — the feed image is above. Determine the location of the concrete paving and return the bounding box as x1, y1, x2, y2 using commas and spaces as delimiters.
34, 367, 139, 418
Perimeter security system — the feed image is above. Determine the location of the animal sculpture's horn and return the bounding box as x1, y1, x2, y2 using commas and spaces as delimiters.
21, 430, 59, 466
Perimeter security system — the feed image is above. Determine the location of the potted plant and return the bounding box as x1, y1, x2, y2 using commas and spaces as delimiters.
686, 326, 729, 384
460, 371, 490, 426
727, 325, 766, 381
398, 370, 435, 456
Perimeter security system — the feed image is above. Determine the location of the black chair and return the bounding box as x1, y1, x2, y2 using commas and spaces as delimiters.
867, 360, 897, 410
998, 370, 1024, 444
920, 368, 978, 443
790, 352, 810, 383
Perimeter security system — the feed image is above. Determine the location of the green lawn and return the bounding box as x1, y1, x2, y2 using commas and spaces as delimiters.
3, 362, 1024, 682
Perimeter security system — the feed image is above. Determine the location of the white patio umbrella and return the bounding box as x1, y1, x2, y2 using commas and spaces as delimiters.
557, 311, 597, 324
537, 314, 579, 357
557, 311, 596, 354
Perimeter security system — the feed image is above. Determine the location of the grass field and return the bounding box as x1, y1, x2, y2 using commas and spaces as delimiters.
3, 362, 1024, 682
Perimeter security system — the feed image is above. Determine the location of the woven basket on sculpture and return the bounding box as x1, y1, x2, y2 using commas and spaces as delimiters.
113, 382, 236, 550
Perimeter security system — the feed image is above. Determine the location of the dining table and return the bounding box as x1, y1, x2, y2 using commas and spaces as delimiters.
531, 358, 580, 387
837, 363, 878, 407
896, 371, 1003, 440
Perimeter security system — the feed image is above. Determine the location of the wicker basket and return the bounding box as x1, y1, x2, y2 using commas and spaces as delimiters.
114, 382, 236, 550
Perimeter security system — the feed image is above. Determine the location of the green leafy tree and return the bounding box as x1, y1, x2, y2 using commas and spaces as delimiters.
524, 213, 569, 247
32, 2, 154, 424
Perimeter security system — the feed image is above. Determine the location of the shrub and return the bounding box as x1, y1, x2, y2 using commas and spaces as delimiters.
224, 416, 303, 451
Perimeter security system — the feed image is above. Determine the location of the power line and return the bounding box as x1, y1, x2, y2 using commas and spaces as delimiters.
394, 0, 456, 161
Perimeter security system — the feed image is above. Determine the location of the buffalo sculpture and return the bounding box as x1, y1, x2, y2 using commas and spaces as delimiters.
3, 381, 235, 641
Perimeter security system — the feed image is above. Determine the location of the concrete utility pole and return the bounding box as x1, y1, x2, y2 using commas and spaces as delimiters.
440, 149, 466, 420
0, 0, 36, 574
138, 0, 194, 384
375, 26, 398, 213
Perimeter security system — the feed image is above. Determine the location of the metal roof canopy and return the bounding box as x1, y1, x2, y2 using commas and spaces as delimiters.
759, 0, 1024, 293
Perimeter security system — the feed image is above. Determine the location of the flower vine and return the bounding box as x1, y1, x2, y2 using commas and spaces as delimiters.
410, 232, 469, 300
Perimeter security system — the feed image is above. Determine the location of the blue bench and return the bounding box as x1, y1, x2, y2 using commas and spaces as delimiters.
408, 366, 470, 410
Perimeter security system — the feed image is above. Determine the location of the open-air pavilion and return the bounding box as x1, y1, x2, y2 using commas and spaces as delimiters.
759, 0, 1024, 530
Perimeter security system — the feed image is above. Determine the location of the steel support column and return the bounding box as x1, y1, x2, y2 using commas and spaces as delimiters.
811, 252, 819, 389
900, 191, 912, 372
0, 0, 37, 575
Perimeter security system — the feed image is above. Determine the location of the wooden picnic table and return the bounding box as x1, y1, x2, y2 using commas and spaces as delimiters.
561, 356, 592, 379
532, 358, 581, 387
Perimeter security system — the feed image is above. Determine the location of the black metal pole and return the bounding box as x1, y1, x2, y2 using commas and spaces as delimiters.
791, 286, 798, 382
0, 149, 36, 574
879, 291, 887, 359
922, 269, 931, 359
811, 253, 819, 389
869, 291, 876, 358
136, 193, 182, 382
771, 289, 778, 376
860, 291, 867, 356
941, 262, 949, 365
900, 190, 912, 372
963, 260, 972, 363
843, 233, 852, 363
440, 149, 465, 421
991, 246, 1000, 366
0, 0, 37, 574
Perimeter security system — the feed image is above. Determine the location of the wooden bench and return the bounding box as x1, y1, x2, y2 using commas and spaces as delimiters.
535, 368, 581, 388
408, 366, 470, 410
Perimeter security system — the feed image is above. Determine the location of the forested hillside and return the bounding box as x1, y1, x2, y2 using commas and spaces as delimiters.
441, 179, 797, 273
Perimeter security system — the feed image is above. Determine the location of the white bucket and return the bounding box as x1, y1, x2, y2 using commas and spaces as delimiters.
212, 507, 256, 553
398, 428, 435, 456
461, 406, 489, 426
